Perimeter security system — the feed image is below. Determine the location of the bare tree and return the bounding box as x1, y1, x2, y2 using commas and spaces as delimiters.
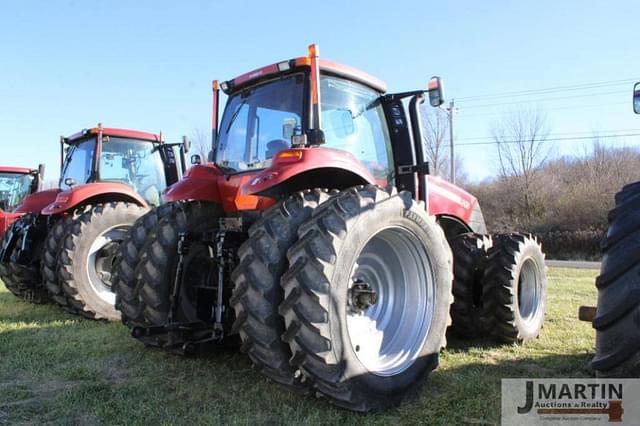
491, 107, 552, 224
421, 107, 450, 178
190, 128, 212, 162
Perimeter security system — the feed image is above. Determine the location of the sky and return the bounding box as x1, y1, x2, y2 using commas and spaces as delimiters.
1, 0, 638, 183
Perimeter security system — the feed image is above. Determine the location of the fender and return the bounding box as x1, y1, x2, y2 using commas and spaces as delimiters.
15, 188, 61, 214
41, 182, 148, 216
0, 211, 21, 239
164, 164, 276, 212
163, 164, 223, 204
242, 148, 377, 197
427, 175, 486, 234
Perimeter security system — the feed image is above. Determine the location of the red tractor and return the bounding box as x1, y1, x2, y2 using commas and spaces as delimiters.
0, 165, 46, 238
584, 82, 640, 377
0, 125, 187, 316
114, 45, 548, 411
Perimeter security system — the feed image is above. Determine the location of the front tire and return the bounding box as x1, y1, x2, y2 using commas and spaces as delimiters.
0, 214, 49, 304
57, 202, 148, 320
482, 233, 547, 343
280, 186, 453, 412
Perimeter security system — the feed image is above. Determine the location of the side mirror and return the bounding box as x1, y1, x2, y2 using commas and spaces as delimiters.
634, 82, 640, 114
191, 154, 202, 165
64, 177, 77, 187
38, 163, 45, 179
182, 136, 191, 153
427, 76, 445, 107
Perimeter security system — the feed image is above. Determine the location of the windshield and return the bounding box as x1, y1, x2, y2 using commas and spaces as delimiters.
60, 136, 96, 190
215, 74, 304, 172
60, 136, 167, 205
99, 137, 167, 206
0, 172, 34, 212
320, 76, 393, 184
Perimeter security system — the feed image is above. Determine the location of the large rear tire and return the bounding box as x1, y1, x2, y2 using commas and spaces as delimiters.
230, 189, 332, 391
449, 232, 492, 338
132, 201, 223, 348
0, 214, 49, 304
280, 186, 453, 412
482, 233, 547, 343
113, 203, 180, 326
42, 211, 88, 312
57, 202, 148, 320
592, 182, 640, 377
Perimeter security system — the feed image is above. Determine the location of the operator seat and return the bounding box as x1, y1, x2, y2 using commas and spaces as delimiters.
265, 139, 289, 159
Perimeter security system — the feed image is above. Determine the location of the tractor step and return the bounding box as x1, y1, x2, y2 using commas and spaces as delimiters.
578, 305, 597, 322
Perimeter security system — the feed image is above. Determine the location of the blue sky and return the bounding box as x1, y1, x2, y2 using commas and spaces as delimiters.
1, 1, 638, 182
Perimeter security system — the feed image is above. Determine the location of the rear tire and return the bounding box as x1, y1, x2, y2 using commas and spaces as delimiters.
133, 201, 223, 348
449, 232, 492, 338
0, 214, 49, 304
280, 186, 453, 412
230, 189, 332, 391
113, 203, 180, 326
592, 182, 640, 377
57, 202, 148, 320
42, 213, 86, 312
482, 233, 547, 343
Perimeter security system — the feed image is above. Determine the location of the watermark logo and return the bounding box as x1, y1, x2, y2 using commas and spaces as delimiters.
502, 379, 640, 425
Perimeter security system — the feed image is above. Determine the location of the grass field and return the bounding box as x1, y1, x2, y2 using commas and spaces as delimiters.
0, 268, 597, 425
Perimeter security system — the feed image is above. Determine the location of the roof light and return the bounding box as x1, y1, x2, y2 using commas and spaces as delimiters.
277, 61, 290, 72
220, 81, 229, 91
308, 43, 320, 58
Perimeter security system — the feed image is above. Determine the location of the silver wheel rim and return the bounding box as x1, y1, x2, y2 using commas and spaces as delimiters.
517, 257, 542, 323
346, 226, 436, 377
86, 226, 128, 305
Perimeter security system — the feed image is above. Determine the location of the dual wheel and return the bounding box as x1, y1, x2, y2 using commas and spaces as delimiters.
120, 186, 453, 411
449, 232, 547, 343
0, 202, 146, 320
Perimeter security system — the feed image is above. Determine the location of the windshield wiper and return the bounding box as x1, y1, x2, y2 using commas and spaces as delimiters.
225, 100, 248, 133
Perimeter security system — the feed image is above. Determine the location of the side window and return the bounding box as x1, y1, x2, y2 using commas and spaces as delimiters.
321, 76, 393, 184
254, 107, 300, 162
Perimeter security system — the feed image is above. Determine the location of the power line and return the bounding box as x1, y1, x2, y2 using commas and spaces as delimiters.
456, 89, 629, 109
456, 132, 640, 147
456, 128, 640, 142
459, 101, 628, 119
456, 78, 638, 102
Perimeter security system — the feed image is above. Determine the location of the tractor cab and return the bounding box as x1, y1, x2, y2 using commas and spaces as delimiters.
59, 126, 186, 206
0, 167, 42, 213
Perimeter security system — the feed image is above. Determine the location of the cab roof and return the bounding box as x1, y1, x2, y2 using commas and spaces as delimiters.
223, 57, 387, 95
0, 166, 35, 175
66, 127, 161, 143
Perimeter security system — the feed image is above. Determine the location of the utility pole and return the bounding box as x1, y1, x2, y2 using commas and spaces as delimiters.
446, 99, 456, 184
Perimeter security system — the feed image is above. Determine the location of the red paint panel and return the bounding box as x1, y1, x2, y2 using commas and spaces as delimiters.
41, 182, 148, 215
226, 57, 387, 94
0, 166, 35, 174
242, 148, 377, 196
14, 188, 61, 214
427, 175, 478, 223
164, 164, 275, 212
0, 211, 21, 240
67, 127, 160, 143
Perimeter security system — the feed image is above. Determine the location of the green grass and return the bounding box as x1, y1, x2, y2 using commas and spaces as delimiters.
0, 268, 597, 425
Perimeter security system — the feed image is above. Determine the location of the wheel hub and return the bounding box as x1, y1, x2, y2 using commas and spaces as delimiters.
349, 279, 378, 313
